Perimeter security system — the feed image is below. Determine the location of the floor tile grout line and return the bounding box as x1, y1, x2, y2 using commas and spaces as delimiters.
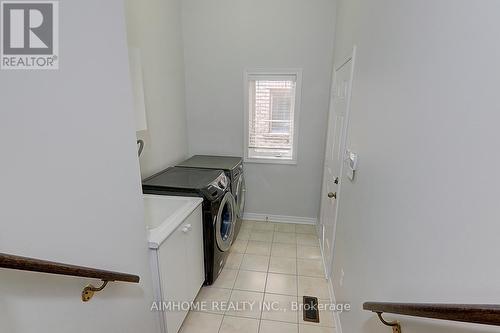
257, 223, 268, 333
192, 312, 334, 330
216, 313, 224, 333
195, 290, 329, 304
257, 249, 272, 333
219, 313, 310, 332
222, 267, 239, 332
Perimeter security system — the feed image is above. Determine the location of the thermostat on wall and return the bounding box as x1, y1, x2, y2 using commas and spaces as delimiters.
345, 149, 358, 181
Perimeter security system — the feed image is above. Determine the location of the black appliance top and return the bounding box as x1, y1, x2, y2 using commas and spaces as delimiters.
177, 155, 242, 171
142, 167, 226, 191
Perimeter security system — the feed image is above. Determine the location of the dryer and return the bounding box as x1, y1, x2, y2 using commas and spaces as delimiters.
177, 155, 245, 239
142, 167, 236, 285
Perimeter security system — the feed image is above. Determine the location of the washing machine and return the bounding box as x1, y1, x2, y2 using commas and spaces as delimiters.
177, 155, 245, 239
142, 167, 236, 285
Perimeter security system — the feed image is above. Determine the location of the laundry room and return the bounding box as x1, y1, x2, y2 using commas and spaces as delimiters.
128, 1, 336, 331
4, 1, 500, 333
2, 0, 338, 332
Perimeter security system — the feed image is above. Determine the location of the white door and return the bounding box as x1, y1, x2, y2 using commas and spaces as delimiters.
319, 48, 356, 278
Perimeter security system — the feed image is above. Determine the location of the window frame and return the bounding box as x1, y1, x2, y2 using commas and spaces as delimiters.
243, 68, 302, 165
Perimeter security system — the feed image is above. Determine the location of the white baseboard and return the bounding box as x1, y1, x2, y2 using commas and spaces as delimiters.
328, 276, 343, 333
317, 227, 343, 333
242, 212, 317, 225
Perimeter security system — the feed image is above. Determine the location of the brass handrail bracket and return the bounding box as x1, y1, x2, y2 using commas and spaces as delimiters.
377, 312, 402, 333
82, 280, 109, 302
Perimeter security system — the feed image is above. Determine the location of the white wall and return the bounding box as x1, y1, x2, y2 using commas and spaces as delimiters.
125, 0, 189, 178
331, 1, 500, 333
181, 0, 336, 219
0, 1, 157, 332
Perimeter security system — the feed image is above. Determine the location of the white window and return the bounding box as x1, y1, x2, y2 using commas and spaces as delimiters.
244, 69, 302, 164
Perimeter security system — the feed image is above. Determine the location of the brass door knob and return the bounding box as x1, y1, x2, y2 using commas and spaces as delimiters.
328, 192, 337, 199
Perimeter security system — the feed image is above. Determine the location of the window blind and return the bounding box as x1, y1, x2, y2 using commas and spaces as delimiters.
247, 75, 297, 160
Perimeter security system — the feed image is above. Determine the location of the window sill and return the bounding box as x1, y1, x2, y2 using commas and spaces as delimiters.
244, 157, 297, 165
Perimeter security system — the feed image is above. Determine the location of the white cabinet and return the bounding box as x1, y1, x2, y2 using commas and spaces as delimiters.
152, 205, 204, 333
184, 210, 205, 302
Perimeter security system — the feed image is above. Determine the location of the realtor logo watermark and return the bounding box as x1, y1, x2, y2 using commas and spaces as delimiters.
1, 1, 58, 69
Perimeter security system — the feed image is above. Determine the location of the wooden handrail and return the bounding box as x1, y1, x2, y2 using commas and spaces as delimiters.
0, 252, 140, 301
0, 252, 140, 282
364, 302, 500, 331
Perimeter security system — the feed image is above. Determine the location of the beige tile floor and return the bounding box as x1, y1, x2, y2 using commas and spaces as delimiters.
180, 220, 336, 333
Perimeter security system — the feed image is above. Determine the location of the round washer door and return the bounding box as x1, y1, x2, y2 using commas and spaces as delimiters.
235, 174, 246, 219
215, 192, 236, 252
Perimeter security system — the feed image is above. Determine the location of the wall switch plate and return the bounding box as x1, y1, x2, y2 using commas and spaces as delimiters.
345, 150, 358, 181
